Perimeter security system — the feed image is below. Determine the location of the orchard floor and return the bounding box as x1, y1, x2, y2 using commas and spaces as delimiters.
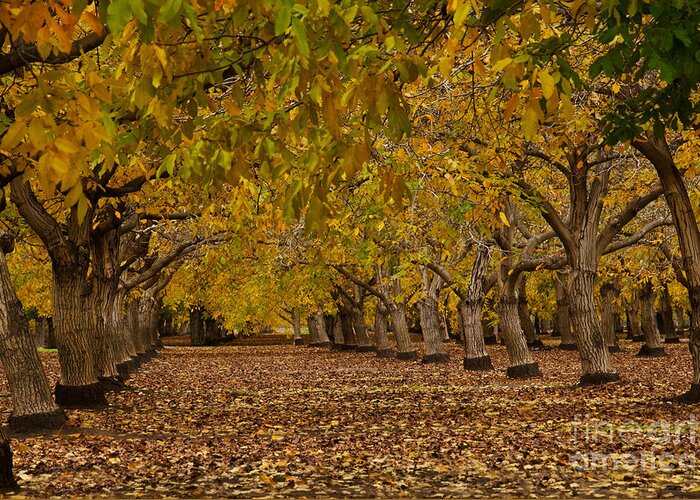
2, 340, 700, 498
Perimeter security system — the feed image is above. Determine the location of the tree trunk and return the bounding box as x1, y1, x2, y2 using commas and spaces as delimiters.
313, 310, 331, 346
637, 281, 666, 357
306, 316, 320, 345
555, 272, 576, 349
458, 299, 493, 370
374, 302, 391, 357
338, 308, 357, 350
189, 307, 206, 346
330, 314, 344, 350
568, 269, 619, 384
633, 134, 700, 400
518, 277, 543, 349
418, 267, 448, 363
52, 271, 106, 408
387, 302, 416, 360
0, 245, 66, 431
659, 285, 680, 343
351, 310, 373, 350
626, 296, 643, 341
499, 294, 540, 378
292, 308, 304, 346
600, 282, 621, 352
419, 298, 449, 363
460, 244, 493, 370
0, 428, 16, 492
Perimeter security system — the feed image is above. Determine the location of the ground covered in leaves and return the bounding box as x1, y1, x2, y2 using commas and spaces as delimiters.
2, 339, 700, 498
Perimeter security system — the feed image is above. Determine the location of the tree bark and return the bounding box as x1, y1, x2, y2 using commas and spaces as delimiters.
0, 242, 66, 431
637, 281, 667, 357
568, 269, 619, 384
11, 179, 106, 408
330, 314, 345, 350
292, 308, 304, 346
306, 316, 320, 345
600, 282, 621, 352
659, 285, 680, 343
460, 245, 493, 370
313, 310, 331, 346
350, 288, 374, 351
518, 277, 543, 349
499, 295, 540, 378
626, 296, 644, 341
418, 267, 449, 363
632, 133, 700, 400
374, 301, 391, 357
555, 272, 576, 350
387, 302, 417, 360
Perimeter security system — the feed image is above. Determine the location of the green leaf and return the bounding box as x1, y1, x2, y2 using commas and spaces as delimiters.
292, 17, 309, 58
106, 0, 133, 34
275, 0, 293, 36
158, 0, 182, 24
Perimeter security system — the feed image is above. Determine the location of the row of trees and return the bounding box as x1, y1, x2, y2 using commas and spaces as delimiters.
0, 0, 697, 491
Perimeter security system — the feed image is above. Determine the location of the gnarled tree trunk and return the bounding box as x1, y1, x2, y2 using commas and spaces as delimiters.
555, 272, 576, 350
0, 239, 66, 431
418, 267, 448, 363
518, 277, 543, 349
499, 292, 540, 378
313, 310, 331, 347
568, 267, 618, 384
659, 285, 680, 343
626, 296, 643, 342
637, 281, 666, 357
374, 301, 391, 357
460, 244, 493, 370
600, 282, 621, 352
633, 134, 700, 401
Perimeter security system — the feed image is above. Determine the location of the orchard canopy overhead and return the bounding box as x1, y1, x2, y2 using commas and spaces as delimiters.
0, 0, 697, 494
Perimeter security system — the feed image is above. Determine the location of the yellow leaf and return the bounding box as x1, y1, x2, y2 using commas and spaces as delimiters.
521, 106, 539, 139
1, 121, 27, 150
491, 57, 512, 73
499, 211, 510, 227
503, 94, 520, 121
611, 82, 621, 94
538, 70, 555, 99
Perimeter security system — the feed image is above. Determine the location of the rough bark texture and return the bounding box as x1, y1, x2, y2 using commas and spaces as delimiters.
569, 270, 619, 384
388, 302, 417, 360
314, 310, 331, 346
499, 296, 540, 378
459, 245, 493, 370
0, 245, 66, 431
338, 308, 357, 349
600, 282, 621, 352
626, 297, 643, 342
659, 285, 680, 343
418, 267, 448, 363
518, 278, 542, 348
292, 309, 304, 346
555, 272, 576, 350
374, 302, 391, 357
632, 134, 700, 401
11, 179, 106, 408
637, 281, 666, 357
306, 316, 320, 345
